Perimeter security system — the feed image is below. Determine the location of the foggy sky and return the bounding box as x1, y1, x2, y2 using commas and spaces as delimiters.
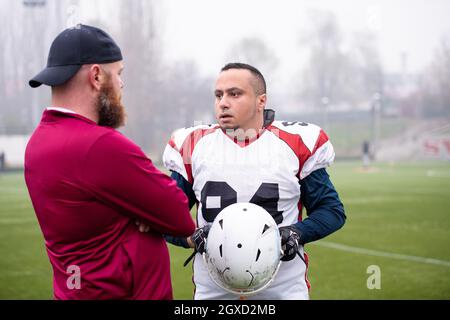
161, 0, 450, 75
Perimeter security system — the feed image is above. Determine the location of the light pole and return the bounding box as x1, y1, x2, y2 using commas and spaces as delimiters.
321, 96, 329, 132
371, 92, 381, 161
23, 0, 46, 129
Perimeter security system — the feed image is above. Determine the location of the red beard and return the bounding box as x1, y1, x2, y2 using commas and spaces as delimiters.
96, 78, 126, 129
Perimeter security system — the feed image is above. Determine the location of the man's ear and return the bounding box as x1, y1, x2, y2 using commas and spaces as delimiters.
88, 64, 102, 91
257, 93, 267, 112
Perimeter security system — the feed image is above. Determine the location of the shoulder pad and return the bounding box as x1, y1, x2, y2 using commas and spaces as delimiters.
270, 120, 323, 152
170, 124, 217, 151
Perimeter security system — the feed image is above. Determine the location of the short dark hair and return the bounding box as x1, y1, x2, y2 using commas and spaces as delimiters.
221, 62, 266, 95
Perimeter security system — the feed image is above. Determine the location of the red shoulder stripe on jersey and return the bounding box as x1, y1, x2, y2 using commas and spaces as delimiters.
168, 136, 178, 151
297, 200, 303, 222
266, 125, 311, 175
311, 129, 329, 155
179, 126, 219, 183
304, 252, 311, 290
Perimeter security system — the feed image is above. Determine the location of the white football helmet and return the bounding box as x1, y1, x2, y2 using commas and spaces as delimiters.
203, 202, 283, 296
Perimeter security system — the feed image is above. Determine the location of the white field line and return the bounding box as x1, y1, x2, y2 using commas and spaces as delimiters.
426, 170, 450, 178
311, 241, 450, 267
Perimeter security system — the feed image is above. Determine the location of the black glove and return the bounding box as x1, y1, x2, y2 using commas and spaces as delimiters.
183, 224, 212, 267
279, 225, 305, 263
191, 223, 211, 255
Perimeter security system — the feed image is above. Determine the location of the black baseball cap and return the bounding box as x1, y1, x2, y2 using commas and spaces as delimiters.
29, 24, 122, 88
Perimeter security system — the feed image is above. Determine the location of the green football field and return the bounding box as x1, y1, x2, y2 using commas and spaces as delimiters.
1, 162, 449, 299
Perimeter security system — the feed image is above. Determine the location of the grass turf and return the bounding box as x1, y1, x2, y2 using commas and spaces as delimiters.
1, 161, 449, 299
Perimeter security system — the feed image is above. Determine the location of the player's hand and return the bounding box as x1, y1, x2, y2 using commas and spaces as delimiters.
190, 223, 212, 255
279, 225, 302, 262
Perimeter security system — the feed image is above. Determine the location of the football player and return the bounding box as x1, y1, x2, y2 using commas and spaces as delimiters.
163, 63, 346, 299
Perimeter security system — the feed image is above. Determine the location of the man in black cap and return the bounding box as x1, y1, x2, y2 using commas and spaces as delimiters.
24, 24, 195, 300
29, 23, 126, 128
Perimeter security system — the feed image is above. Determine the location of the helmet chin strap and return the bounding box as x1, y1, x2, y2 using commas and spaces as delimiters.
297, 249, 307, 265
183, 251, 196, 267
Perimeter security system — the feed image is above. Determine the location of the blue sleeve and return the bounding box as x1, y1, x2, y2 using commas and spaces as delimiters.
163, 171, 197, 248
293, 168, 346, 244
170, 171, 197, 209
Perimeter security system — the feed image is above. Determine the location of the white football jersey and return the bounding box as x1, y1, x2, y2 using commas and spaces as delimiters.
163, 120, 335, 300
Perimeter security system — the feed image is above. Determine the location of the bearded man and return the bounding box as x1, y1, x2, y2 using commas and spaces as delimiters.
25, 24, 195, 300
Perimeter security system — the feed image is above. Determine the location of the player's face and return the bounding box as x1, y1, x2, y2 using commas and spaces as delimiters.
214, 69, 266, 132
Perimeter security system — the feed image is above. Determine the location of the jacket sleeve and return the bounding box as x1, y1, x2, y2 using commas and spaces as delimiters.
170, 171, 197, 209
81, 131, 195, 237
164, 171, 197, 248
294, 168, 346, 244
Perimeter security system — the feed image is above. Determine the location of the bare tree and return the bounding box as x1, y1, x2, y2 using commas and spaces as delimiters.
298, 10, 383, 111
349, 32, 384, 104
226, 37, 279, 73
299, 10, 350, 109
1, 0, 214, 160
116, 0, 163, 154
419, 36, 450, 117
116, 0, 213, 159
1, 0, 54, 134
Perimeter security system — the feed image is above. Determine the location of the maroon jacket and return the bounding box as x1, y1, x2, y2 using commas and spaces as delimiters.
24, 109, 195, 300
